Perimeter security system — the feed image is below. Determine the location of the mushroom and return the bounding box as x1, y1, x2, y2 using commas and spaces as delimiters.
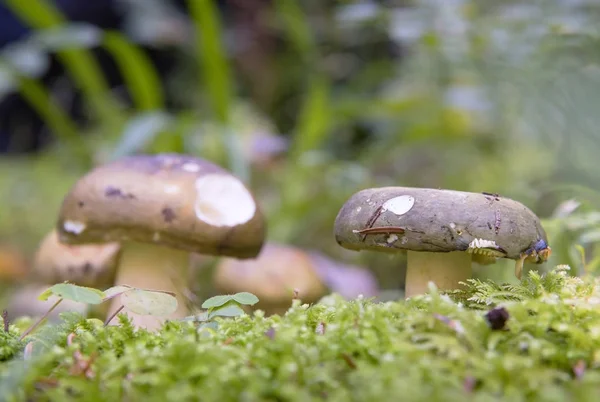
212, 243, 379, 315
334, 187, 551, 298
213, 243, 328, 316
56, 153, 266, 329
33, 229, 121, 289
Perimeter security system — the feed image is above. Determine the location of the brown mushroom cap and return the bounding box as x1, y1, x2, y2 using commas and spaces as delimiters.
334, 187, 548, 262
213, 243, 327, 307
33, 230, 120, 288
56, 154, 266, 258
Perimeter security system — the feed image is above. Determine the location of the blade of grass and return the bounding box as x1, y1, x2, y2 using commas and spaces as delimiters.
16, 75, 89, 163
274, 0, 315, 59
102, 31, 164, 111
274, 0, 329, 158
4, 0, 123, 128
187, 0, 231, 123
187, 0, 248, 181
288, 76, 331, 161
266, 2, 331, 239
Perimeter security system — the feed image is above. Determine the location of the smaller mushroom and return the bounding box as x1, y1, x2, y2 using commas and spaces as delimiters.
212, 243, 379, 315
334, 187, 551, 298
33, 229, 121, 289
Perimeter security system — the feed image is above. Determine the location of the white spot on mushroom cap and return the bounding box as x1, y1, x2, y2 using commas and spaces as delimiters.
63, 220, 86, 235
382, 195, 415, 216
182, 162, 201, 172
194, 174, 256, 227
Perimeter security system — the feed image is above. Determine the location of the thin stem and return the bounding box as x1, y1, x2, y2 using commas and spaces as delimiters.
2, 310, 9, 332
19, 299, 63, 340
104, 305, 124, 327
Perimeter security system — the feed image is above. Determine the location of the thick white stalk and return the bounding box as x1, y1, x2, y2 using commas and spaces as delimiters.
405, 251, 472, 298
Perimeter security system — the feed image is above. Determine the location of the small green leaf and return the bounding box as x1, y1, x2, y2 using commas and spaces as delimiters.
209, 304, 245, 319
121, 289, 178, 316
48, 283, 105, 304
201, 295, 233, 309
103, 285, 132, 300
37, 287, 54, 301
232, 292, 259, 306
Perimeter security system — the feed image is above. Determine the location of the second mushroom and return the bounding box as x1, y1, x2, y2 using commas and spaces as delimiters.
334, 187, 551, 298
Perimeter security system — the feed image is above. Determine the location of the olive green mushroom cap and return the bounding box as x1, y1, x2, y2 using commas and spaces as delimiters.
334, 187, 549, 263
56, 154, 266, 259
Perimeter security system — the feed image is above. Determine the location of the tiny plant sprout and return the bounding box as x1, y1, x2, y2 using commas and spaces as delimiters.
334, 187, 550, 298
19, 283, 105, 340
6, 284, 89, 324
181, 292, 259, 332
55, 154, 266, 330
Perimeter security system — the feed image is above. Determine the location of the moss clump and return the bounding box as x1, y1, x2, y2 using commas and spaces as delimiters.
2, 266, 600, 401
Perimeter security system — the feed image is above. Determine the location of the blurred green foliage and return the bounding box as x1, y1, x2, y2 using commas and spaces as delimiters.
1, 0, 600, 295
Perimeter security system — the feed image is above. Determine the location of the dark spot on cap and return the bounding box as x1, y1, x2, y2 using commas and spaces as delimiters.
105, 186, 136, 200
67, 265, 76, 274
485, 307, 509, 330
78, 201, 85, 208
161, 207, 177, 223
82, 262, 93, 274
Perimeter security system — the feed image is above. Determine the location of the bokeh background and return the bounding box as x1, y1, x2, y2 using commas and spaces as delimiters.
1, 0, 600, 307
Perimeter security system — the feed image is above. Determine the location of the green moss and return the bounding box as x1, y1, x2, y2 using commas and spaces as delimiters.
2, 266, 600, 401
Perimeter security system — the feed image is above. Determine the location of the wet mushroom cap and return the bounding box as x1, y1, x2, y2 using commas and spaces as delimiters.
334, 187, 548, 262
33, 230, 120, 287
56, 154, 266, 258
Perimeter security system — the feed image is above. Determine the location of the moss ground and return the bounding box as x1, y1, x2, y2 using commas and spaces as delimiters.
1, 266, 600, 401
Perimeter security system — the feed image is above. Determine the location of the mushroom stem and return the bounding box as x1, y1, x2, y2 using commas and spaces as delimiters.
405, 251, 472, 298
106, 242, 191, 330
